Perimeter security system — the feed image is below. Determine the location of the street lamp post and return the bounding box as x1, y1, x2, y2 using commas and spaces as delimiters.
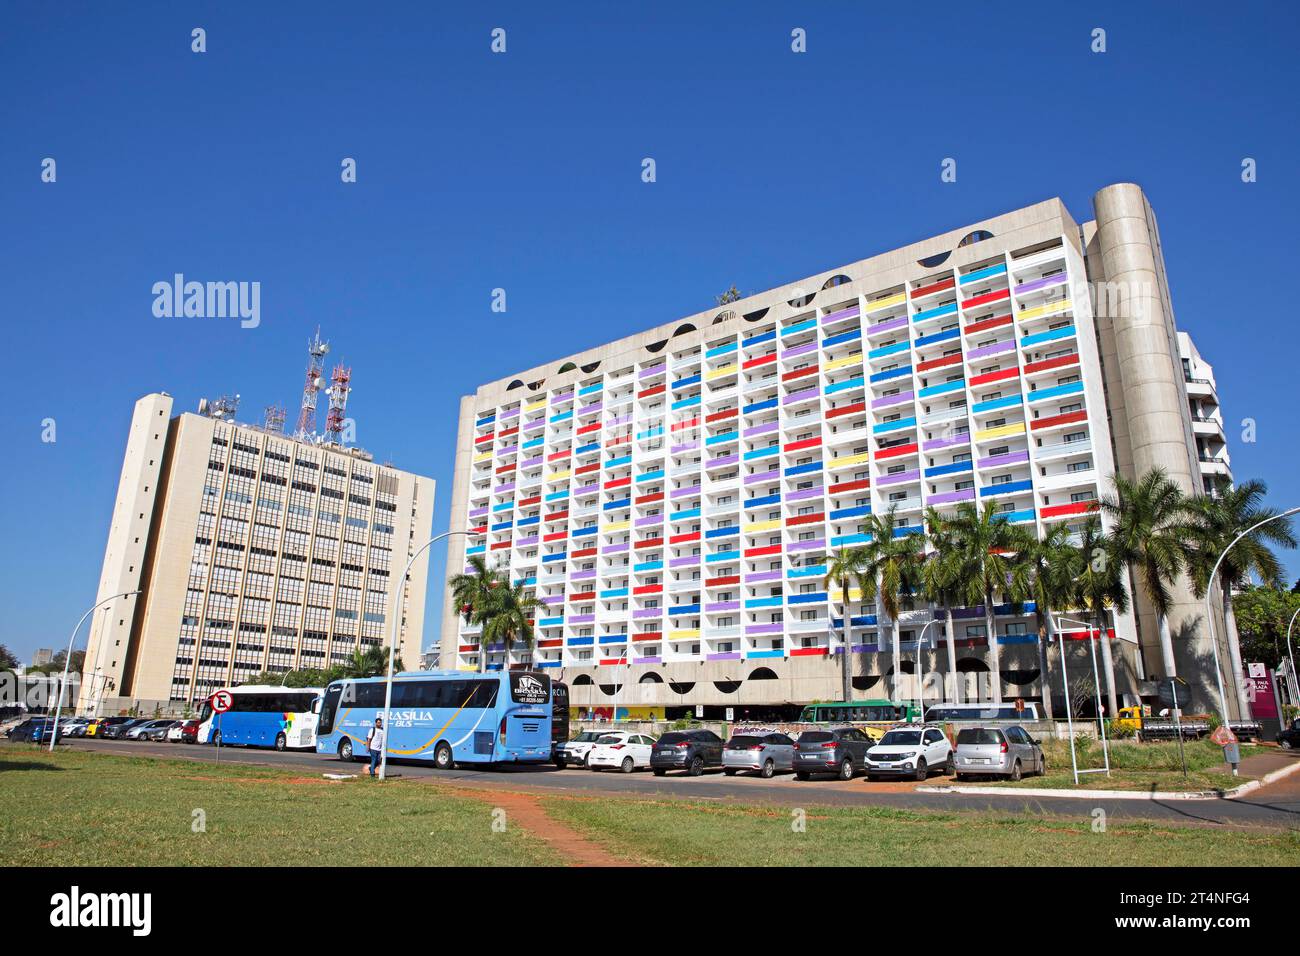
378, 530, 468, 781
914, 618, 941, 721
1203, 507, 1300, 759
49, 590, 141, 752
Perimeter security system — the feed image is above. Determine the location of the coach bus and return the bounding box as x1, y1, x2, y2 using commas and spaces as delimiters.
196, 685, 323, 750
314, 669, 554, 769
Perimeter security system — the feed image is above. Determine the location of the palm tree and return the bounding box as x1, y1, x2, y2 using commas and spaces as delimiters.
1100, 468, 1188, 679
448, 555, 505, 669
1071, 515, 1130, 716
1019, 521, 1079, 719
824, 545, 872, 703
947, 502, 1030, 704
920, 506, 963, 704
342, 645, 402, 679
479, 580, 544, 672
858, 507, 924, 703
1181, 479, 1297, 715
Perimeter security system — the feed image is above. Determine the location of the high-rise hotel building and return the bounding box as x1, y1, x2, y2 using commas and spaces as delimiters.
80, 393, 435, 712
442, 183, 1237, 715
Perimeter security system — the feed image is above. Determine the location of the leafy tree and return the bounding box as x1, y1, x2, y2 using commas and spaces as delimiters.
479, 581, 543, 673
824, 545, 873, 703
1230, 585, 1300, 669
856, 507, 924, 701
716, 285, 742, 305
1070, 515, 1130, 717
919, 507, 963, 703
342, 645, 403, 679
1019, 521, 1079, 719
0, 644, 19, 671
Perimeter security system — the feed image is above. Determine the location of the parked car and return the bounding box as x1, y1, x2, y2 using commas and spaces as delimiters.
555, 730, 613, 768
866, 726, 954, 781
650, 729, 725, 776
168, 719, 200, 743
125, 719, 173, 740
5, 717, 60, 743
99, 717, 145, 739
586, 732, 656, 773
144, 720, 181, 742
954, 725, 1045, 781
722, 732, 796, 778
1276, 718, 1300, 750
793, 727, 875, 781
62, 719, 92, 738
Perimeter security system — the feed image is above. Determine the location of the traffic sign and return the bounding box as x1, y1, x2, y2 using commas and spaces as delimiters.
211, 690, 233, 714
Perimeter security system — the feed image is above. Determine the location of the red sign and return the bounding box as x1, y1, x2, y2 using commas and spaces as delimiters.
1209, 724, 1237, 746
211, 690, 233, 714
1245, 664, 1279, 720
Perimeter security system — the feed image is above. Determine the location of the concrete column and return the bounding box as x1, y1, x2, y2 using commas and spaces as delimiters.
439, 394, 478, 668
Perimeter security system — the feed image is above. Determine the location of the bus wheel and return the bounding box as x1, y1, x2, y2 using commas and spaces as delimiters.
339, 738, 354, 761
211, 730, 222, 747
434, 741, 454, 770
274, 733, 287, 751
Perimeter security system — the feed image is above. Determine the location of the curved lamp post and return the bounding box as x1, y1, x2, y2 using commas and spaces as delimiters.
379, 530, 469, 781
1203, 507, 1300, 742
1284, 606, 1300, 705
1053, 615, 1113, 783
49, 590, 141, 752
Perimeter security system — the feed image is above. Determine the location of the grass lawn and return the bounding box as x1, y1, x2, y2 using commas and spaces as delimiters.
0, 745, 559, 866
972, 738, 1253, 792
543, 796, 1300, 867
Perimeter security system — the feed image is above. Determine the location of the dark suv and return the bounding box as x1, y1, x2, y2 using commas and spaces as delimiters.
650, 729, 725, 776
793, 727, 875, 780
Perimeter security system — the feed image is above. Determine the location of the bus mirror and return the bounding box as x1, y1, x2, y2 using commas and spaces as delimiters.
311, 697, 322, 715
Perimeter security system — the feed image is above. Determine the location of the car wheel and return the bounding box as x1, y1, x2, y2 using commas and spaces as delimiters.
434, 741, 454, 770
1281, 739, 1294, 751
955, 772, 966, 782
554, 754, 567, 769
1038, 754, 1047, 776
760, 759, 775, 779
620, 756, 634, 774
914, 758, 928, 782
945, 753, 955, 776
1010, 760, 1022, 782
274, 733, 287, 751
653, 768, 666, 777
688, 755, 704, 777
583, 753, 591, 769
796, 771, 810, 781
724, 768, 737, 776
339, 738, 353, 761
838, 758, 854, 781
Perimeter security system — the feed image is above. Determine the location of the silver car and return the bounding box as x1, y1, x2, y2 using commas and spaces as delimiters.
722, 732, 795, 778
954, 725, 1045, 781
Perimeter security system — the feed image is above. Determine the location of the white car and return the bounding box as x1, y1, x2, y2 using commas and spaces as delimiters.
865, 725, 954, 781
556, 730, 612, 768
586, 732, 656, 773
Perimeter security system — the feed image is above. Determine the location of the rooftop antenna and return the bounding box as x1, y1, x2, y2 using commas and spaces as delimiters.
263, 404, 287, 434
325, 363, 352, 444
294, 328, 330, 441
200, 394, 241, 421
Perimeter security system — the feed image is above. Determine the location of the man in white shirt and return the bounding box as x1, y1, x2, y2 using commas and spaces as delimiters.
366, 717, 385, 777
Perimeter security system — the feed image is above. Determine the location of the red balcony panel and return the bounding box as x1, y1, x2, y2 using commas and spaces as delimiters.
569, 591, 597, 603
669, 531, 700, 545
671, 417, 700, 432
607, 434, 631, 447
962, 287, 1010, 309
577, 421, 601, 435
874, 443, 918, 461
964, 312, 1013, 335
490, 540, 512, 550
632, 633, 661, 643
599, 658, 627, 666
1030, 409, 1088, 431
474, 433, 494, 445
826, 401, 866, 419
1059, 627, 1117, 641
783, 437, 822, 452
706, 575, 740, 587
1040, 500, 1098, 519
470, 525, 487, 535
705, 408, 738, 424
459, 644, 479, 653
954, 637, 988, 649
916, 353, 963, 372
544, 510, 569, 522
790, 647, 828, 657
744, 545, 782, 558
632, 584, 662, 596
543, 531, 566, 543
547, 450, 571, 462
537, 639, 563, 649
571, 547, 597, 558
604, 476, 631, 490
1022, 353, 1080, 375
969, 366, 1020, 387
634, 537, 664, 550
499, 427, 519, 439
635, 491, 664, 505
575, 462, 600, 476
637, 384, 666, 399
911, 277, 954, 299
787, 512, 825, 527
743, 353, 777, 370
829, 478, 870, 494
495, 463, 516, 475
518, 495, 541, 507
782, 365, 819, 383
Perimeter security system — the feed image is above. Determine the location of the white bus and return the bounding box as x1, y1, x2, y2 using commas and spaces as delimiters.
196, 685, 323, 750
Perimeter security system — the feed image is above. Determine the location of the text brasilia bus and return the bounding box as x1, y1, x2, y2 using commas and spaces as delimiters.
197, 685, 323, 750
314, 669, 554, 769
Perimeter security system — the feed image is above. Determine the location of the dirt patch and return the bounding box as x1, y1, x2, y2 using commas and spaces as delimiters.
455, 789, 637, 866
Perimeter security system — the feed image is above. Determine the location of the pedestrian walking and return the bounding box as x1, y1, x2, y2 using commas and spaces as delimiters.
366, 716, 385, 777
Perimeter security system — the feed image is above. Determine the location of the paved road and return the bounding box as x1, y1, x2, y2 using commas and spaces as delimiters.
56, 738, 1300, 830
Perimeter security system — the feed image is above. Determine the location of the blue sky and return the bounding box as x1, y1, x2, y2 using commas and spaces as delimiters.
3, 1, 1298, 663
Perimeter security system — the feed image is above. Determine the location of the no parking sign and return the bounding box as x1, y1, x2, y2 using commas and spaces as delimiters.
211, 690, 233, 714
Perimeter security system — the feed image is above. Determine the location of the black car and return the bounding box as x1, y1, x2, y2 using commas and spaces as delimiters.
650, 729, 725, 776
793, 727, 875, 780
1278, 718, 1300, 751
5, 718, 60, 744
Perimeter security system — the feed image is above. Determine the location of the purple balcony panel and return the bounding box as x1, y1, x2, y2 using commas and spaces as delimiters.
928, 489, 975, 505
822, 305, 861, 324
498, 444, 519, 456
743, 421, 780, 438
788, 538, 825, 552
607, 414, 632, 427
671, 484, 703, 498
571, 568, 597, 580
782, 341, 818, 359
573, 483, 598, 496
706, 601, 740, 612
523, 419, 545, 431
578, 402, 603, 416
634, 515, 663, 528
746, 570, 782, 583
501, 408, 520, 419
632, 608, 661, 620
569, 614, 594, 624
485, 642, 505, 652
542, 595, 563, 605
1016, 273, 1068, 295
670, 442, 698, 454
469, 507, 488, 518
746, 623, 784, 635
669, 555, 701, 568
708, 454, 739, 468
516, 535, 538, 546
634, 656, 662, 664
521, 456, 542, 468
922, 434, 969, 451
877, 469, 920, 486
638, 363, 666, 380
967, 340, 1015, 360
601, 543, 629, 555
744, 469, 779, 485
850, 643, 880, 653
782, 387, 818, 406
496, 482, 516, 493
872, 390, 915, 409
552, 390, 573, 402
977, 450, 1031, 468
707, 652, 742, 662
869, 316, 909, 334
787, 486, 824, 502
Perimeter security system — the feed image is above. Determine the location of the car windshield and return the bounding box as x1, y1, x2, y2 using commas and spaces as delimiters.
957, 728, 1003, 746
878, 731, 922, 746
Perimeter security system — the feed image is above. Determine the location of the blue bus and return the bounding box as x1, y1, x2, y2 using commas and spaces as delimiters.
197, 685, 323, 750
314, 669, 554, 769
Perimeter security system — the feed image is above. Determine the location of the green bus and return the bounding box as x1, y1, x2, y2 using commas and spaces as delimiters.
798, 700, 921, 723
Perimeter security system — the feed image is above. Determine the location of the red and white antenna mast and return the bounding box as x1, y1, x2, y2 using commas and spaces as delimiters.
294, 328, 330, 441
325, 363, 352, 444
